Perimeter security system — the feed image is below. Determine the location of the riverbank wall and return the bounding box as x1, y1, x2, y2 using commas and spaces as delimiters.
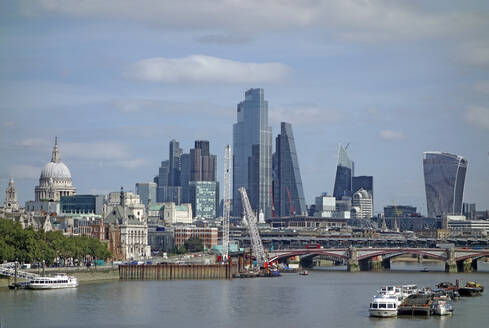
119, 263, 233, 280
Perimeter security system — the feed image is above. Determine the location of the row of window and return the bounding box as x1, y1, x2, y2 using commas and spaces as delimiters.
31, 280, 69, 284
370, 303, 396, 309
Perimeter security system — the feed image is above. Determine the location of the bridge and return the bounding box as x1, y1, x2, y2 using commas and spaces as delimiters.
267, 247, 489, 272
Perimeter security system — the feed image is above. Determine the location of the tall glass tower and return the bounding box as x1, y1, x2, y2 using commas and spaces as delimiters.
273, 122, 306, 216
333, 145, 354, 199
423, 151, 468, 217
233, 88, 272, 218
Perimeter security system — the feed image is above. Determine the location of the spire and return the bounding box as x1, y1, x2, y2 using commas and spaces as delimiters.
51, 136, 60, 163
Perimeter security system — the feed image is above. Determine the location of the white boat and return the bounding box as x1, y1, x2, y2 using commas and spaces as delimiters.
26, 274, 78, 290
433, 300, 453, 315
369, 295, 398, 318
378, 286, 404, 305
401, 285, 418, 298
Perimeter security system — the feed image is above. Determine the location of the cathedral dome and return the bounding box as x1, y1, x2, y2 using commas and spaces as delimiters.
40, 162, 72, 179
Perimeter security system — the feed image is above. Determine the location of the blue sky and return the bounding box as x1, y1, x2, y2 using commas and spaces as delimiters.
1, 0, 488, 214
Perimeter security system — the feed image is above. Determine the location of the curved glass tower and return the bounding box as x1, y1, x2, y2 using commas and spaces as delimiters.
333, 145, 354, 199
423, 151, 468, 218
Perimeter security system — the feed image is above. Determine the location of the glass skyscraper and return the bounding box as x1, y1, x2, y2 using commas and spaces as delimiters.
333, 145, 354, 199
423, 151, 468, 217
273, 122, 306, 216
233, 88, 272, 218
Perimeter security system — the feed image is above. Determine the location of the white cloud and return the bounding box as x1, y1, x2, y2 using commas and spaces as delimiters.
459, 41, 489, 68
475, 81, 489, 94
465, 106, 489, 130
124, 55, 289, 83
270, 105, 342, 126
8, 164, 42, 179
19, 1, 489, 43
379, 130, 404, 141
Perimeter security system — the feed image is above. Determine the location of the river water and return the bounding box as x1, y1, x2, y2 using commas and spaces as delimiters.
1, 262, 489, 328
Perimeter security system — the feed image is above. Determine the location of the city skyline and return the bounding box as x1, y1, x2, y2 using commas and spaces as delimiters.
1, 1, 489, 214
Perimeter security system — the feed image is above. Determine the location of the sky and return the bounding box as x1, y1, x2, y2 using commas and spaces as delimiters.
1, 0, 488, 215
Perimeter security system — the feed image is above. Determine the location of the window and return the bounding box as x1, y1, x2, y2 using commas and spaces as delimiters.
387, 304, 394, 309
372, 303, 378, 309
379, 303, 387, 308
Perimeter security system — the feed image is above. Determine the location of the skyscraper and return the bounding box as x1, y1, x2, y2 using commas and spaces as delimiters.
333, 145, 354, 199
169, 139, 182, 186
136, 182, 157, 207
423, 151, 468, 217
233, 88, 272, 217
273, 122, 306, 216
352, 175, 373, 209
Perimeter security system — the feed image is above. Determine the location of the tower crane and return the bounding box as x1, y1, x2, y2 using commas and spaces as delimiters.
222, 145, 231, 261
238, 187, 268, 267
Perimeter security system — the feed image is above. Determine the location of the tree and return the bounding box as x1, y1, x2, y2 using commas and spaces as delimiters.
184, 237, 204, 253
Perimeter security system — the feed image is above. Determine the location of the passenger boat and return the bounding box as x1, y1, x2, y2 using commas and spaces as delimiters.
299, 270, 309, 276
378, 286, 404, 305
369, 295, 398, 317
26, 274, 78, 290
458, 281, 484, 296
401, 285, 418, 298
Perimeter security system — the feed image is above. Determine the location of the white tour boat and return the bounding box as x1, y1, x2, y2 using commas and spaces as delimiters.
401, 285, 418, 298
27, 274, 78, 290
369, 295, 398, 318
378, 286, 404, 305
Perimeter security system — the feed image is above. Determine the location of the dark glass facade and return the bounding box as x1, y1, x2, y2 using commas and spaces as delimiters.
423, 151, 467, 217
333, 145, 354, 199
233, 88, 272, 217
352, 176, 373, 195
273, 122, 306, 216
61, 195, 96, 214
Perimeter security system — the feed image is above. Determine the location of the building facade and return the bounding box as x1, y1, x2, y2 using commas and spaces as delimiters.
173, 226, 218, 249
3, 176, 19, 212
351, 188, 373, 219
352, 176, 373, 198
34, 137, 77, 202
273, 122, 306, 217
233, 88, 272, 218
136, 182, 157, 207
333, 145, 354, 199
384, 205, 417, 218
423, 151, 467, 217
189, 181, 218, 219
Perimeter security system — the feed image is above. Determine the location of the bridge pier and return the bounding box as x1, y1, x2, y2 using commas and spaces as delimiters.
445, 260, 457, 273
456, 259, 477, 273
347, 260, 360, 272
367, 257, 383, 272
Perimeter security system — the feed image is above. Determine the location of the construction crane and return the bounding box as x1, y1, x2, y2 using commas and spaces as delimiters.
221, 145, 231, 261
392, 201, 401, 217
238, 187, 268, 267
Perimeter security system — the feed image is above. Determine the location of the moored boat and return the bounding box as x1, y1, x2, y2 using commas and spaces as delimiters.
369, 295, 398, 318
458, 281, 483, 296
299, 270, 309, 276
26, 274, 78, 290
432, 299, 453, 315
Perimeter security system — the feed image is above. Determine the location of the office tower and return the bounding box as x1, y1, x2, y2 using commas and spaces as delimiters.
169, 139, 182, 186
180, 153, 191, 203
187, 140, 219, 218
156, 160, 170, 202
136, 182, 157, 207
351, 188, 373, 219
352, 176, 373, 196
423, 151, 468, 217
273, 122, 306, 216
189, 181, 219, 219
233, 88, 272, 217
333, 145, 354, 199
463, 203, 476, 220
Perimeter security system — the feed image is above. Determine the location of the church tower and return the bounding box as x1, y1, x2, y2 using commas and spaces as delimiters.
4, 176, 19, 211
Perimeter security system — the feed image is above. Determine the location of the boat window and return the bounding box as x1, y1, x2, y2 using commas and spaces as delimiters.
379, 303, 387, 308
372, 303, 378, 309
388, 304, 394, 309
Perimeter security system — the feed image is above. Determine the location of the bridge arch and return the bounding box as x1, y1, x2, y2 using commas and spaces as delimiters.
358, 249, 447, 261
269, 250, 348, 263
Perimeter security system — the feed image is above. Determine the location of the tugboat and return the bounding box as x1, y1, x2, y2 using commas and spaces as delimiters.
458, 281, 484, 296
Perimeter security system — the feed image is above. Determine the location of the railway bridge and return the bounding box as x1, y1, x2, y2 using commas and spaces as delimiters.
267, 247, 489, 272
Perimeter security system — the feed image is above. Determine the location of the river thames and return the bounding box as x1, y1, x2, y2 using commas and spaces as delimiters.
1, 262, 489, 328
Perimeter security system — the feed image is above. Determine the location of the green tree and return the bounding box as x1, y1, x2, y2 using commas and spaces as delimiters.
184, 237, 204, 253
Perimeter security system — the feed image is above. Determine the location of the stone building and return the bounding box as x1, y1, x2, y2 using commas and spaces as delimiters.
351, 188, 373, 219
173, 226, 218, 249
104, 191, 150, 260
34, 137, 77, 202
